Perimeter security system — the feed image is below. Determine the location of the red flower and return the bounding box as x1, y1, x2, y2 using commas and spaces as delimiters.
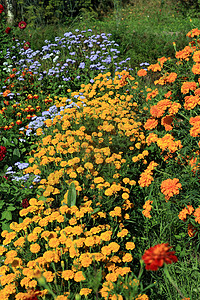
142, 243, 178, 271
0, 146, 7, 162
24, 41, 30, 50
5, 27, 11, 34
18, 21, 27, 30
0, 4, 4, 13
22, 198, 29, 208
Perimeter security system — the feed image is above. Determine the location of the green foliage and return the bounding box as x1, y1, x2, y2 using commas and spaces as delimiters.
173, 0, 200, 17
15, 0, 93, 26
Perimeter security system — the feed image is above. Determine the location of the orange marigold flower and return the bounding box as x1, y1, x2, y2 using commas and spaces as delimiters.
184, 94, 200, 110
168, 102, 181, 115
178, 205, 194, 222
142, 200, 153, 218
148, 63, 162, 72
167, 72, 177, 83
150, 105, 165, 118
144, 118, 158, 130
188, 223, 198, 237
181, 81, 197, 94
192, 63, 200, 74
176, 45, 194, 61
142, 243, 178, 271
146, 88, 159, 101
190, 122, 200, 137
187, 28, 200, 38
161, 115, 173, 131
193, 50, 200, 63
137, 69, 147, 77
194, 206, 200, 223
160, 178, 182, 201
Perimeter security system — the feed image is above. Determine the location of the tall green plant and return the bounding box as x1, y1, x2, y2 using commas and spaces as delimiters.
15, 0, 93, 26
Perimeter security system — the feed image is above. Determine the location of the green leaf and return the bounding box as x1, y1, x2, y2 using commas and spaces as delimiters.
0, 201, 5, 209
7, 206, 16, 212
67, 182, 76, 207
91, 207, 100, 214
1, 222, 12, 232
13, 148, 21, 158
38, 196, 47, 202
1, 211, 12, 221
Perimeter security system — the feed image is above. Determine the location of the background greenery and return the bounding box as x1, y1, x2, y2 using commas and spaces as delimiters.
1, 0, 200, 69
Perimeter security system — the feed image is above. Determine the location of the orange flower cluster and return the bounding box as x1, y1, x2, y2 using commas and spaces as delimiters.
189, 116, 200, 137
176, 45, 196, 61
138, 161, 158, 188
178, 205, 194, 221
154, 72, 177, 86
160, 178, 182, 201
142, 200, 153, 218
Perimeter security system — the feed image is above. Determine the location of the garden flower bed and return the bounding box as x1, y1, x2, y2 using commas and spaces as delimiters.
0, 4, 200, 300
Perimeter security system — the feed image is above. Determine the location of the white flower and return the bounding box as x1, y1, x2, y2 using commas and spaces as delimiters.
53, 56, 59, 63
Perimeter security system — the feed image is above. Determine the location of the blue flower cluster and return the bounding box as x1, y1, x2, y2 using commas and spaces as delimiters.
1, 29, 133, 98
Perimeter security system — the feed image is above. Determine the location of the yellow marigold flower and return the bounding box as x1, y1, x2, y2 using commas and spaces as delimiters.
11, 257, 22, 268
49, 238, 60, 248
135, 294, 149, 300
94, 177, 104, 183
101, 245, 112, 256
0, 273, 16, 285
30, 243, 41, 254
122, 192, 129, 200
62, 270, 74, 280
85, 236, 95, 247
122, 253, 133, 262
100, 230, 112, 241
117, 229, 129, 238
125, 242, 135, 250
43, 250, 56, 263
19, 208, 29, 217
108, 242, 120, 253
79, 288, 92, 296
27, 233, 38, 243
111, 206, 122, 217
123, 178, 130, 184
129, 180, 136, 185
74, 271, 86, 282
43, 271, 54, 282
84, 162, 93, 169
69, 171, 77, 178
105, 272, 118, 282
0, 246, 7, 255
110, 295, 123, 300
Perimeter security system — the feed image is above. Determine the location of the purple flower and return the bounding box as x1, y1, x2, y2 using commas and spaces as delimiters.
79, 62, 85, 69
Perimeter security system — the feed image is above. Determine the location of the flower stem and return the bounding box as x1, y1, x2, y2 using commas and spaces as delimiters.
163, 264, 185, 298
